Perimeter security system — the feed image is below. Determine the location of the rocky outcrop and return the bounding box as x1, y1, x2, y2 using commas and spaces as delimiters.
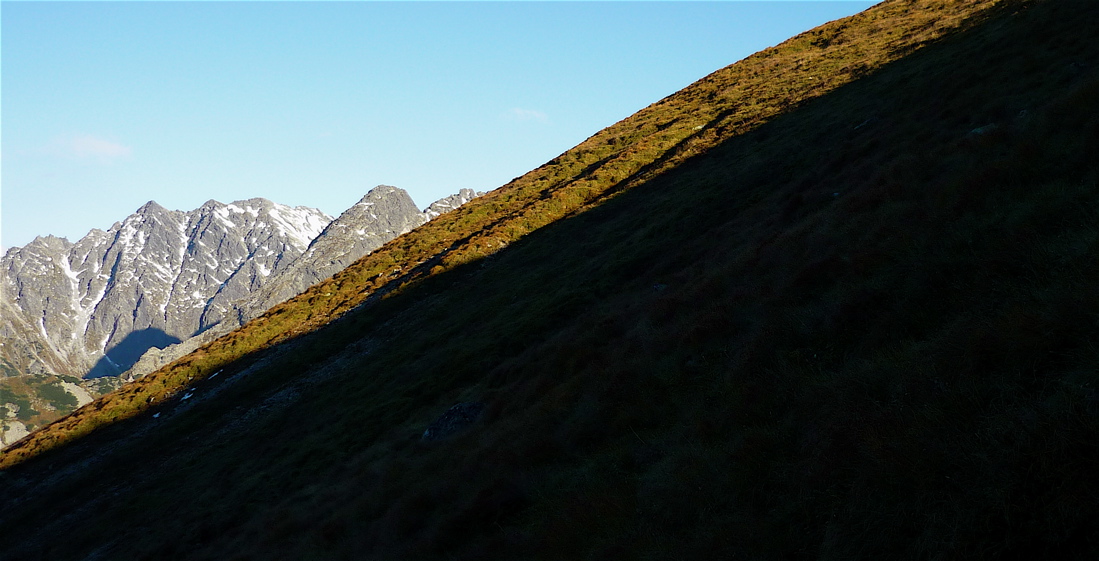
122, 186, 483, 380
1, 199, 332, 381
1, 420, 29, 448
236, 185, 428, 321
423, 188, 479, 220
0, 186, 483, 432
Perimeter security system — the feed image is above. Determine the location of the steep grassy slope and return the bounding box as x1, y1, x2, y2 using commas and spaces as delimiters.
0, 0, 1006, 470
3, 0, 1099, 559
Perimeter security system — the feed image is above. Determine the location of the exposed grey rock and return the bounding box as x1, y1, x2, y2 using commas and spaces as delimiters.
235, 185, 427, 321
0, 420, 29, 447
124, 187, 481, 379
421, 402, 486, 441
422, 188, 480, 221
0, 186, 482, 430
1, 199, 331, 381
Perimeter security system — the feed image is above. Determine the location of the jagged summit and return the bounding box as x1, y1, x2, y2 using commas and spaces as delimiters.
309, 185, 423, 249
0, 197, 333, 386
231, 185, 476, 328
353, 184, 402, 203
23, 234, 73, 248
2, 186, 480, 437
8, 2, 1096, 558
136, 200, 170, 215
423, 188, 480, 220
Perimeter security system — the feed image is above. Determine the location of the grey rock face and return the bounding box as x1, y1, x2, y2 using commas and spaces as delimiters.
1, 187, 482, 384
1, 186, 481, 449
237, 185, 428, 320
229, 186, 482, 328
422, 188, 479, 221
117, 186, 481, 380
1, 199, 331, 380
0, 420, 29, 448
1, 236, 83, 377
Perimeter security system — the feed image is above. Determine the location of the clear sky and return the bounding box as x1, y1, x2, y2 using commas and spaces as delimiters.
1, 1, 875, 252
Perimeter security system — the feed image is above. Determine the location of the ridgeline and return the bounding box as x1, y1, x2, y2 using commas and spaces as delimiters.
2, 0, 1097, 558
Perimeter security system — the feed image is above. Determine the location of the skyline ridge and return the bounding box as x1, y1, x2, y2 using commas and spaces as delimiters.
1, 1, 875, 250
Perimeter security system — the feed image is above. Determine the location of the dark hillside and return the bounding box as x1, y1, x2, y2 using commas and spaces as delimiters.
1, 0, 1009, 472
3, 0, 1099, 559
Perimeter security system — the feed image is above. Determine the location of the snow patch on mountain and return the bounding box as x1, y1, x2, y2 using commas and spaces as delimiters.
1, 187, 481, 394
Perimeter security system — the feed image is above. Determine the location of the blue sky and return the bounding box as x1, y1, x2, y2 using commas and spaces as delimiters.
1, 1, 875, 251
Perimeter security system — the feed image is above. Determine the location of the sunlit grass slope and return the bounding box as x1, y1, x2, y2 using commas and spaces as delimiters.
4, 0, 1099, 559
0, 0, 1004, 469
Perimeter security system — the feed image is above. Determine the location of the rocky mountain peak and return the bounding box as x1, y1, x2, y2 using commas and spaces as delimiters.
197, 199, 223, 211
309, 185, 424, 249
23, 235, 73, 253
423, 188, 480, 220
1, 198, 333, 382
238, 185, 444, 324
136, 200, 170, 215
357, 184, 402, 202
2, 186, 481, 442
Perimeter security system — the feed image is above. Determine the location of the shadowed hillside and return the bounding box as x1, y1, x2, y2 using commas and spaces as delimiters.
2, 0, 1098, 559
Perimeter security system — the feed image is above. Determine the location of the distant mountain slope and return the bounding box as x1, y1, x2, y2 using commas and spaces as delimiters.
3, 0, 1098, 559
121, 186, 479, 382
0, 198, 330, 444
1, 187, 478, 444
238, 186, 478, 325
1, 198, 330, 380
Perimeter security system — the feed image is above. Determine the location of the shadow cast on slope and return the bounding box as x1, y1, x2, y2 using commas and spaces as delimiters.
3, 2, 1099, 559
85, 328, 183, 379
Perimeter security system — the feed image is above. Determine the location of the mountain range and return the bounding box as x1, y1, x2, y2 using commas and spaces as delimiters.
2, 0, 1098, 558
1, 186, 478, 445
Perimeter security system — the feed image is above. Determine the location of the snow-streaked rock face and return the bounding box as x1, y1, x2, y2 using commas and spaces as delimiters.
1, 198, 331, 379
422, 188, 478, 221
0, 186, 480, 450
0, 187, 481, 385
125, 186, 482, 379
236, 185, 428, 318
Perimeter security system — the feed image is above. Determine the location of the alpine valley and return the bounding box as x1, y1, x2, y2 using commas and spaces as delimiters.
1, 186, 477, 445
